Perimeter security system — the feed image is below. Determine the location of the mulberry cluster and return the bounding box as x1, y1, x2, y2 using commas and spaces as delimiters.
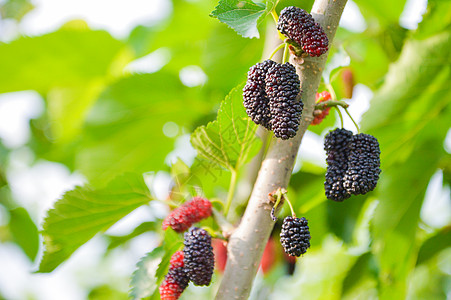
243, 60, 276, 129
324, 128, 381, 201
159, 251, 189, 300
243, 60, 303, 140
311, 91, 331, 125
183, 227, 215, 286
266, 62, 303, 140
280, 216, 311, 257
277, 6, 329, 57
162, 197, 212, 233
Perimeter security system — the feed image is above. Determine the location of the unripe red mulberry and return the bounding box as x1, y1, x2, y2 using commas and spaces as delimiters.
311, 91, 331, 125
169, 251, 185, 269
277, 6, 329, 57
162, 197, 212, 233
159, 251, 189, 300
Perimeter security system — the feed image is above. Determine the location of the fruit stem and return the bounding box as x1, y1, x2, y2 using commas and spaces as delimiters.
336, 107, 344, 128
202, 226, 227, 240
210, 199, 225, 210
314, 100, 349, 110
268, 43, 286, 60
282, 43, 289, 63
224, 169, 238, 218
344, 107, 360, 133
270, 189, 284, 221
326, 83, 338, 101
270, 9, 279, 23
154, 198, 179, 209
281, 190, 296, 217
212, 208, 235, 235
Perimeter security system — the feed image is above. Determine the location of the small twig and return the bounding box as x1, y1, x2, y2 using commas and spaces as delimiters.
344, 107, 360, 133
268, 43, 286, 60
212, 208, 235, 235
224, 169, 238, 218
269, 188, 285, 221
281, 190, 296, 217
336, 107, 344, 128
282, 43, 290, 63
314, 100, 349, 110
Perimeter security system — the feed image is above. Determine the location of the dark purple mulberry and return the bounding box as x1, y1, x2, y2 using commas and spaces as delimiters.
324, 128, 353, 201
277, 6, 329, 57
280, 216, 311, 257
265, 62, 303, 140
343, 134, 381, 195
183, 227, 214, 286
243, 60, 277, 129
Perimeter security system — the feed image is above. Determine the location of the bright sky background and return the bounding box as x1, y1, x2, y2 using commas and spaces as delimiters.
1, 0, 448, 299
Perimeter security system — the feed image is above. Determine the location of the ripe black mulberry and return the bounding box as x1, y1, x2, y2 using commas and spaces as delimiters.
277, 6, 329, 57
343, 133, 381, 195
183, 227, 215, 286
265, 62, 303, 140
243, 60, 277, 129
280, 216, 311, 257
324, 128, 353, 201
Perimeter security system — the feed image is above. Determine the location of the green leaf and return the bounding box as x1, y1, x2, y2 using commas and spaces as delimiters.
130, 229, 183, 300
74, 73, 209, 183
210, 0, 277, 38
130, 246, 165, 300
145, 0, 215, 71
416, 226, 451, 265
190, 83, 261, 171
0, 28, 126, 93
9, 207, 39, 261
155, 229, 184, 286
341, 253, 378, 299
0, 0, 34, 21
353, 0, 407, 25
203, 23, 266, 93
38, 173, 152, 272
361, 31, 451, 132
281, 236, 358, 298
413, 0, 451, 39
106, 221, 158, 250
47, 82, 105, 143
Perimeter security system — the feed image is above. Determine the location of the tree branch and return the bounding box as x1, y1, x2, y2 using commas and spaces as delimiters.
215, 1, 348, 299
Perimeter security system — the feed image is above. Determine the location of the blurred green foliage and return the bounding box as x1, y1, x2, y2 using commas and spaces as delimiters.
0, 0, 450, 299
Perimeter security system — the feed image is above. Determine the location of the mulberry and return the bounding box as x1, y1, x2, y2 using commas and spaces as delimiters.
183, 227, 215, 286
265, 62, 303, 140
159, 251, 189, 300
343, 134, 381, 195
162, 197, 212, 233
277, 6, 329, 57
169, 251, 185, 269
280, 216, 311, 257
311, 91, 331, 125
243, 60, 277, 129
324, 128, 353, 201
